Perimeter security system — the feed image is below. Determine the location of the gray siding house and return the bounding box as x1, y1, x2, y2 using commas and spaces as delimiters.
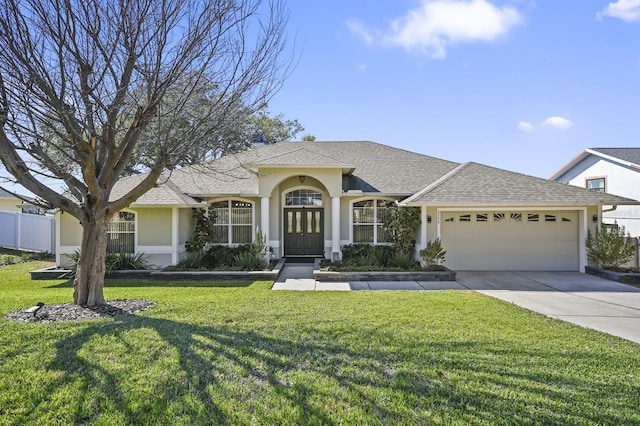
551, 148, 640, 237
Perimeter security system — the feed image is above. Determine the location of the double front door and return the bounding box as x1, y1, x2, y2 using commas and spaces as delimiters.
284, 208, 324, 256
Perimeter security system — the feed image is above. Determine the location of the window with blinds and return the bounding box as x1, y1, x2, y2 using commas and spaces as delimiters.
210, 200, 253, 244
352, 199, 395, 244
107, 211, 135, 254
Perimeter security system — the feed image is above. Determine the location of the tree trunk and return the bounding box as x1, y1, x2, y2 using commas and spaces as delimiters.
73, 217, 108, 306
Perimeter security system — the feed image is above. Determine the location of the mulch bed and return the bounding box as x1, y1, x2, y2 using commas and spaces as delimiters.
3, 299, 155, 323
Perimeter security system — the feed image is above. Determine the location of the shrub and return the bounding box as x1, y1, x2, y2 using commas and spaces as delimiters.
341, 244, 373, 264
383, 207, 421, 255
586, 225, 636, 269
342, 244, 398, 268
1, 254, 18, 265
185, 208, 216, 253
202, 244, 250, 269
69, 250, 148, 273
234, 251, 260, 271
109, 252, 149, 271
390, 252, 416, 270
170, 251, 206, 271
419, 238, 446, 265
369, 245, 395, 267
248, 229, 269, 270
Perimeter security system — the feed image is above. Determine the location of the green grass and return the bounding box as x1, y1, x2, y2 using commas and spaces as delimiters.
1, 261, 639, 425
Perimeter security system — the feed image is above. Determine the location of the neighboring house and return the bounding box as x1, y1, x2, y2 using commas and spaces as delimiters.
0, 188, 29, 213
57, 141, 637, 271
550, 148, 640, 237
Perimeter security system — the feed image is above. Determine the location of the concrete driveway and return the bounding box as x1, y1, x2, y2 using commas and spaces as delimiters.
456, 271, 640, 344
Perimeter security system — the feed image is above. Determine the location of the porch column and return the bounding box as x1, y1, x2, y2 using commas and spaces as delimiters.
171, 207, 179, 265
260, 197, 270, 245
420, 206, 428, 250
331, 196, 341, 260
579, 208, 587, 272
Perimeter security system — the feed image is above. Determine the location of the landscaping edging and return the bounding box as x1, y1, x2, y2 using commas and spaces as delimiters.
585, 265, 640, 285
30, 259, 285, 281
314, 268, 456, 282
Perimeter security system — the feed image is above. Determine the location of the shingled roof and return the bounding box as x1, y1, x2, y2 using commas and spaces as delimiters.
403, 162, 637, 206
166, 141, 460, 197
111, 141, 637, 207
590, 148, 640, 166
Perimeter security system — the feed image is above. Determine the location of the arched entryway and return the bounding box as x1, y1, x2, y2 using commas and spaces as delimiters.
283, 188, 324, 256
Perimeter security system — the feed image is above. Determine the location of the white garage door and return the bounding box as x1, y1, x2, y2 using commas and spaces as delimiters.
441, 211, 579, 271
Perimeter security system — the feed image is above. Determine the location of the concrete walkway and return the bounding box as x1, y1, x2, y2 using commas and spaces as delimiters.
272, 265, 640, 344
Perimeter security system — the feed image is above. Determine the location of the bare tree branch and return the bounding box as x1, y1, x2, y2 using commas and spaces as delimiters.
0, 0, 291, 305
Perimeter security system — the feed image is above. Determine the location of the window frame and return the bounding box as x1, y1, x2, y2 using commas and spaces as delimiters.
209, 199, 255, 245
107, 210, 136, 254
350, 197, 396, 244
585, 176, 606, 193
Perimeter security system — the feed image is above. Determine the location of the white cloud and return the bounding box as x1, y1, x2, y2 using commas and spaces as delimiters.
518, 121, 534, 132
385, 0, 523, 58
357, 63, 368, 72
597, 0, 640, 23
542, 116, 574, 130
345, 19, 375, 45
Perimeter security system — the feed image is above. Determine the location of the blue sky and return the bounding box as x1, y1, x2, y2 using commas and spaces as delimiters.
268, 0, 640, 178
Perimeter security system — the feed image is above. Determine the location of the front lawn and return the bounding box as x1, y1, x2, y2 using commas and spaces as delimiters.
1, 261, 639, 425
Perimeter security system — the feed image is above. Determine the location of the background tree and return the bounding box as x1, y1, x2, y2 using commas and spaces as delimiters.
245, 110, 304, 146
0, 0, 290, 306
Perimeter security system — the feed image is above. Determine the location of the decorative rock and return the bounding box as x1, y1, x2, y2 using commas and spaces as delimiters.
3, 299, 155, 323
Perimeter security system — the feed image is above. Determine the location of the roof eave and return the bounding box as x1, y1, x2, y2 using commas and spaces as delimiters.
400, 201, 640, 207
549, 150, 590, 180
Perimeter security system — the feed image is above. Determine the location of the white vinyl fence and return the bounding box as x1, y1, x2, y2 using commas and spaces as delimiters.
0, 211, 55, 253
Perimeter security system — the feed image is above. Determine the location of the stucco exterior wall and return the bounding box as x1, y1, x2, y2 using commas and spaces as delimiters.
556, 156, 640, 236
137, 208, 172, 246
0, 199, 22, 212
59, 212, 82, 246
179, 208, 193, 245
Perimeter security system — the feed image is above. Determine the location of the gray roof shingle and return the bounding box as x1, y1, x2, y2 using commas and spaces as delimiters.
110, 141, 637, 207
404, 162, 637, 206
590, 148, 640, 166
168, 141, 460, 196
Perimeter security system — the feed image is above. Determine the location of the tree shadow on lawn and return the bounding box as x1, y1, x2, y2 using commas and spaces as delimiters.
25, 315, 640, 425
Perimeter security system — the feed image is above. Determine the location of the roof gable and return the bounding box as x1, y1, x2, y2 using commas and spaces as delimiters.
167, 141, 460, 196
404, 162, 637, 206
551, 147, 640, 180
589, 148, 640, 167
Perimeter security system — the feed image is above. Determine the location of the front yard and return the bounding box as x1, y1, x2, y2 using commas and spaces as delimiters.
1, 261, 639, 425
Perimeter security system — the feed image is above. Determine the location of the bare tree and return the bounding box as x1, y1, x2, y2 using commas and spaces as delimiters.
0, 0, 290, 305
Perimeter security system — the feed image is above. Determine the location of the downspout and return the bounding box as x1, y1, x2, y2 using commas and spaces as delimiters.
602, 205, 617, 213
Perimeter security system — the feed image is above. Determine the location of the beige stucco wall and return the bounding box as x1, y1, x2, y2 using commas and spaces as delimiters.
59, 212, 83, 246
179, 208, 193, 245
0, 199, 22, 212
137, 208, 172, 246
259, 167, 343, 198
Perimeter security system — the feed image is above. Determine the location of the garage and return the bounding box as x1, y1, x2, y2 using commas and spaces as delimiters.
441, 210, 579, 271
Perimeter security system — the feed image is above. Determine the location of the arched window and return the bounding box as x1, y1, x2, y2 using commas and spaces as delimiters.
210, 200, 253, 244
352, 199, 395, 243
107, 211, 135, 253
285, 189, 323, 206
